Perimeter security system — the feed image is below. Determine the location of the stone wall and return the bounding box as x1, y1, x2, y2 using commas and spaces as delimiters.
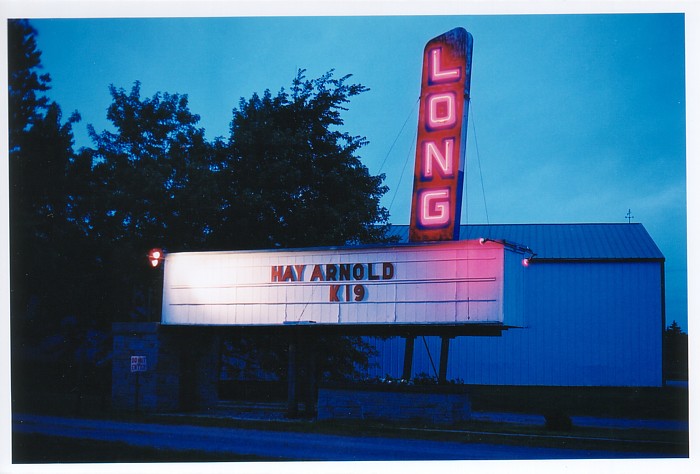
317, 386, 471, 424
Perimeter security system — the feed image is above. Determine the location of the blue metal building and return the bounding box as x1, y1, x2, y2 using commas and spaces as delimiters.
364, 223, 666, 387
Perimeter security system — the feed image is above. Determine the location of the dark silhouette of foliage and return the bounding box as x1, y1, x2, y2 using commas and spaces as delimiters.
81, 81, 216, 250
212, 69, 391, 249
8, 19, 114, 406
223, 334, 377, 383
7, 19, 51, 150
8, 19, 82, 336
9, 19, 392, 394
663, 320, 688, 381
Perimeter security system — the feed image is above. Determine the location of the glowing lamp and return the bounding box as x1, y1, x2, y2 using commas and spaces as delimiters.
522, 257, 530, 267
148, 248, 164, 268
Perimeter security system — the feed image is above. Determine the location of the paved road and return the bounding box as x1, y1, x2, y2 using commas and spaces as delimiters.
13, 413, 670, 461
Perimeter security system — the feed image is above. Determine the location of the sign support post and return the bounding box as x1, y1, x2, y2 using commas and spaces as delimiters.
287, 336, 298, 418
130, 355, 147, 412
438, 336, 453, 384
402, 336, 416, 381
134, 371, 140, 413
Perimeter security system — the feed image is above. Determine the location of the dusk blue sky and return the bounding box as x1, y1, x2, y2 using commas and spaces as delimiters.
7, 8, 690, 330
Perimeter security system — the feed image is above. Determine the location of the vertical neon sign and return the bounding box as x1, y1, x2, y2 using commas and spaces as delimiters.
409, 28, 473, 242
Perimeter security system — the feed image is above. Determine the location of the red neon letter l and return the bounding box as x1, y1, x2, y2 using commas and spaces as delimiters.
430, 48, 461, 83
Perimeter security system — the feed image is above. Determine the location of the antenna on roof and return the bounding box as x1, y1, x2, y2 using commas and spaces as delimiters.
625, 209, 635, 223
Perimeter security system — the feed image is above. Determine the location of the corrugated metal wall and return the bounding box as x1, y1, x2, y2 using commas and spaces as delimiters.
363, 260, 663, 387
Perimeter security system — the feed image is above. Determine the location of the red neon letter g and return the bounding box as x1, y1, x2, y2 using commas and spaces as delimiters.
419, 188, 451, 227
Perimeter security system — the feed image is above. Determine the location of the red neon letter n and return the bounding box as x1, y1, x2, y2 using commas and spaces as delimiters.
422, 138, 455, 179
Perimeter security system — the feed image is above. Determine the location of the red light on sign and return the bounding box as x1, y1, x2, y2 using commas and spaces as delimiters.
148, 248, 164, 268
409, 28, 473, 242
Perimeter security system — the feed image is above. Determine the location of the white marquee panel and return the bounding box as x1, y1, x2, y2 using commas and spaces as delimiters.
161, 239, 506, 327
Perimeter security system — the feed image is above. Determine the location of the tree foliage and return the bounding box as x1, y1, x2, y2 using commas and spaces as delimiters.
213, 69, 390, 249
663, 320, 688, 381
8, 19, 82, 337
222, 334, 377, 385
9, 19, 392, 390
82, 82, 215, 250
7, 19, 51, 150
8, 20, 111, 401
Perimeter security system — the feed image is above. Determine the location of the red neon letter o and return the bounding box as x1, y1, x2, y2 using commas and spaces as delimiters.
426, 93, 456, 129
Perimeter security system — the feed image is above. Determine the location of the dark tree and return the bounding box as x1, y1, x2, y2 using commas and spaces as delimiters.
212, 69, 391, 249
13, 103, 82, 320
7, 19, 51, 150
222, 334, 377, 384
8, 20, 109, 404
75, 81, 220, 323
84, 82, 216, 249
663, 320, 688, 381
8, 19, 82, 334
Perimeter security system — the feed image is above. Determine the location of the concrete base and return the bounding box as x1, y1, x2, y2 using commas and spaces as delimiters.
317, 385, 471, 424
111, 323, 219, 413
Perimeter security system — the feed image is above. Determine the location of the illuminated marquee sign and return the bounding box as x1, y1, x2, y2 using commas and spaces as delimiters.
409, 27, 473, 242
161, 240, 506, 327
